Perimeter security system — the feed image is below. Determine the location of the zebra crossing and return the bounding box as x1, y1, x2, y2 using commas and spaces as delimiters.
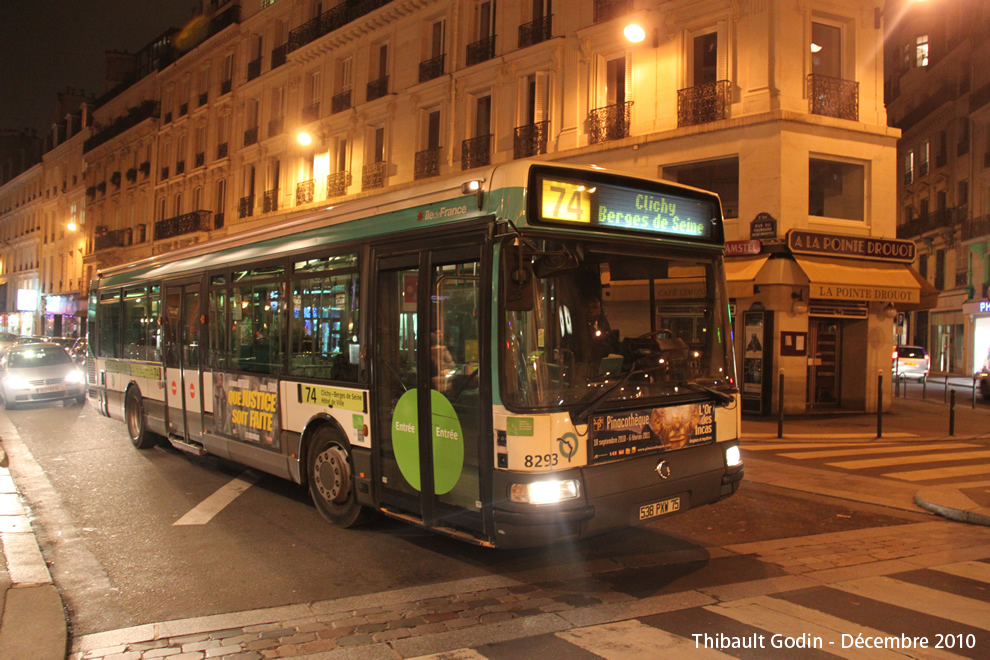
413, 560, 990, 659
740, 441, 990, 483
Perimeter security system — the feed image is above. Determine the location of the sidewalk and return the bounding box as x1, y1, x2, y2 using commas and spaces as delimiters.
0, 394, 988, 660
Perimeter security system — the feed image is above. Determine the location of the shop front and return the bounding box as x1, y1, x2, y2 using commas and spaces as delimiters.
726, 230, 923, 415
43, 294, 83, 338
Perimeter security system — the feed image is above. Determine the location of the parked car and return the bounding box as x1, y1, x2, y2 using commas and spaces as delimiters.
0, 343, 87, 410
14, 335, 50, 345
70, 337, 88, 366
892, 345, 930, 382
0, 332, 16, 353
48, 336, 77, 350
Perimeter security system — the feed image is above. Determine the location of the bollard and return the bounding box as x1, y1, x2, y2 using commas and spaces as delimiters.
922, 374, 927, 400
973, 376, 978, 409
945, 374, 949, 403
949, 389, 956, 436
777, 370, 785, 439
877, 372, 883, 439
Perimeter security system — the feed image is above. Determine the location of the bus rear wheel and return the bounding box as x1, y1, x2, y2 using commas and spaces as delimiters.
126, 388, 157, 449
308, 426, 366, 528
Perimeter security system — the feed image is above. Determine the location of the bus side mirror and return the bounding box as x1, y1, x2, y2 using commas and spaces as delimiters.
503, 244, 534, 312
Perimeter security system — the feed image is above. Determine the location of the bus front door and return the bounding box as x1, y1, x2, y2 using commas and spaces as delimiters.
165, 282, 204, 442
373, 243, 488, 539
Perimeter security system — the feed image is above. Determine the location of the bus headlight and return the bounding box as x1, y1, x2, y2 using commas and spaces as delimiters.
725, 445, 742, 467
509, 479, 580, 504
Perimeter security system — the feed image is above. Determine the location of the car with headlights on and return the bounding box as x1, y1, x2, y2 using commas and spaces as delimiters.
0, 343, 87, 410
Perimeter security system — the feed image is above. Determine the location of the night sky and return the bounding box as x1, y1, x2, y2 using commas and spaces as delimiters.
0, 0, 200, 135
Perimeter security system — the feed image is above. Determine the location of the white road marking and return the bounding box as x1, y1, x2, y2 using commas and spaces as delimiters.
932, 561, 990, 584
173, 471, 260, 526
745, 432, 917, 439
827, 449, 990, 470
778, 442, 975, 460
831, 576, 990, 631
884, 464, 990, 482
742, 442, 896, 451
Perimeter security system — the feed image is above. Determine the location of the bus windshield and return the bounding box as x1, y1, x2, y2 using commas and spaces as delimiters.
501, 237, 736, 411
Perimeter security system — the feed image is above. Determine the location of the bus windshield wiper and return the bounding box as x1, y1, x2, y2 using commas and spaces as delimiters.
574, 359, 658, 424
677, 381, 734, 407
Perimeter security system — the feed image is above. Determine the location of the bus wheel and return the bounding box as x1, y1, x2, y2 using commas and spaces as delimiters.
126, 388, 157, 449
308, 426, 366, 528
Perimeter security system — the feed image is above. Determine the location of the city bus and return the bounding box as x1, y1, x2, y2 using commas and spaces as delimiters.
88, 160, 743, 548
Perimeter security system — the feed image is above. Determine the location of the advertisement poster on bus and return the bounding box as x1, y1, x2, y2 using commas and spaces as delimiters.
214, 373, 280, 448
588, 402, 715, 463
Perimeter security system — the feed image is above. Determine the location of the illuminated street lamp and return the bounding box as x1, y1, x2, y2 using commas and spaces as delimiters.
623, 18, 658, 47
67, 221, 78, 232
297, 131, 313, 146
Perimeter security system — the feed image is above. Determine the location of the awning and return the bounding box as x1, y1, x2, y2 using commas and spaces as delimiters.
793, 255, 922, 305
724, 255, 769, 299
900, 265, 940, 311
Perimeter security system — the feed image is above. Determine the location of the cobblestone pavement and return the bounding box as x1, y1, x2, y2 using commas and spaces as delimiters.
69, 520, 990, 659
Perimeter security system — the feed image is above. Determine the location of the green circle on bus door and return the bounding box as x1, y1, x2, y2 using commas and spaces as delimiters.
391, 389, 464, 495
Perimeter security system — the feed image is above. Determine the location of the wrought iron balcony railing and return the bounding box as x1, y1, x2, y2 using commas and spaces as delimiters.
415, 147, 441, 180
195, 152, 205, 168
518, 15, 552, 48
217, 142, 228, 159
594, 0, 632, 24
244, 126, 259, 146
287, 1, 389, 52
466, 36, 496, 66
154, 210, 214, 241
963, 214, 990, 242
271, 43, 288, 69
362, 161, 387, 191
462, 134, 492, 170
301, 101, 320, 122
239, 195, 254, 218
176, 160, 185, 175
677, 80, 731, 127
807, 74, 858, 121
326, 171, 351, 198
268, 115, 284, 138
589, 101, 632, 144
331, 89, 352, 114
247, 57, 262, 81
94, 228, 132, 251
199, 92, 208, 106
178, 103, 188, 117
898, 207, 962, 239
221, 79, 232, 95
296, 179, 315, 205
419, 54, 445, 83
514, 121, 549, 158
367, 76, 389, 102
160, 166, 169, 180
214, 212, 225, 230
263, 188, 279, 213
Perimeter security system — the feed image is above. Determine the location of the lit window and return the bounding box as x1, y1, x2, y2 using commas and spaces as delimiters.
916, 35, 929, 68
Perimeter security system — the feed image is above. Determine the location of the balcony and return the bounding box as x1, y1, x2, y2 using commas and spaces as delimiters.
677, 80, 730, 127
419, 54, 444, 83
898, 207, 962, 239
221, 78, 232, 95
247, 57, 262, 81
163, 112, 172, 124
367, 76, 389, 102
195, 152, 205, 168
963, 215, 990, 241
244, 126, 259, 147
176, 160, 185, 175
589, 101, 632, 144
287, 0, 389, 53
415, 147, 441, 180
326, 171, 351, 198
268, 115, 284, 138
296, 179, 315, 205
199, 92, 208, 106
362, 161, 387, 191
466, 36, 496, 67
179, 103, 188, 117
160, 166, 169, 181
217, 142, 229, 159
238, 195, 254, 218
514, 121, 548, 158
94, 228, 132, 251
518, 15, 552, 49
83, 100, 159, 153
462, 134, 492, 170
271, 43, 288, 69
807, 74, 858, 121
301, 101, 320, 122
331, 89, 352, 114
125, 167, 138, 183
594, 0, 632, 24
154, 210, 214, 241
263, 188, 279, 213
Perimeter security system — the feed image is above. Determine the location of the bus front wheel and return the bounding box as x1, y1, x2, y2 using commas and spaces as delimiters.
308, 426, 366, 528
126, 389, 157, 449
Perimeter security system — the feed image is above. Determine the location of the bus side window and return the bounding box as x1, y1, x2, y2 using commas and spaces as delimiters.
289, 271, 360, 382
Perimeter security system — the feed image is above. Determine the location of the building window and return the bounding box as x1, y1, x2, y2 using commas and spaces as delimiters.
915, 35, 929, 68
811, 22, 841, 79
920, 141, 929, 177
905, 150, 915, 185
918, 253, 928, 280
935, 249, 945, 290
808, 157, 864, 221
663, 157, 739, 219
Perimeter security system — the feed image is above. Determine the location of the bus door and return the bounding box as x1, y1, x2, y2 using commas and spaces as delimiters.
373, 241, 488, 538
165, 281, 205, 441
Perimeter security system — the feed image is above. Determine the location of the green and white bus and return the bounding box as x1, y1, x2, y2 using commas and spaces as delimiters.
89, 160, 743, 548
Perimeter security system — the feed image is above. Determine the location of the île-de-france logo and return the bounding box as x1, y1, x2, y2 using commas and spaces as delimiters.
417, 211, 424, 222
558, 433, 579, 461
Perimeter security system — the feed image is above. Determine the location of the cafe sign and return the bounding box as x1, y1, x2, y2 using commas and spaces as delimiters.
787, 230, 915, 263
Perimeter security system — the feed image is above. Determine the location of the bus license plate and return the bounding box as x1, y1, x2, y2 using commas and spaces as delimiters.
639, 497, 680, 521
39, 385, 63, 393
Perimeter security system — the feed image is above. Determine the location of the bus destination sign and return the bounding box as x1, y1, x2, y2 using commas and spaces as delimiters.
539, 178, 714, 239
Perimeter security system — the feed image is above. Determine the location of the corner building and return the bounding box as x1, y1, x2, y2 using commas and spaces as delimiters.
82, 0, 912, 414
